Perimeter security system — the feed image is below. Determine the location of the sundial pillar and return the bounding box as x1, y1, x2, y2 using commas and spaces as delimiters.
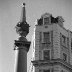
14, 3, 31, 72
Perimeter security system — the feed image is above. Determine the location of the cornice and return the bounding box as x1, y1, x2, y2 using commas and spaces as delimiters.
32, 58, 72, 71
14, 40, 31, 52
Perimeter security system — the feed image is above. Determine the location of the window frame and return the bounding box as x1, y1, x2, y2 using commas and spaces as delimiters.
43, 32, 50, 43
62, 35, 66, 44
67, 37, 69, 47
63, 53, 67, 61
44, 17, 49, 25
71, 38, 72, 50
43, 69, 50, 72
42, 49, 51, 60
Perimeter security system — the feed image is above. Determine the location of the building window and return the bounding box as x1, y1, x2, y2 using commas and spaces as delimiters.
63, 53, 67, 61
61, 70, 65, 72
43, 50, 50, 60
67, 37, 69, 47
71, 39, 72, 50
39, 32, 42, 43
43, 32, 50, 43
62, 35, 66, 44
43, 70, 50, 72
39, 70, 42, 72
44, 17, 49, 25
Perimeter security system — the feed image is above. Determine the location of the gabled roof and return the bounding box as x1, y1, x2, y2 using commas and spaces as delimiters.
41, 13, 52, 18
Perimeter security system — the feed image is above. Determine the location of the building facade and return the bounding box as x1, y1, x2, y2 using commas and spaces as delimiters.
32, 13, 72, 72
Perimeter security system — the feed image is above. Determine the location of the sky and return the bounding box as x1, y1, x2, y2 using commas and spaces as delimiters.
0, 0, 72, 72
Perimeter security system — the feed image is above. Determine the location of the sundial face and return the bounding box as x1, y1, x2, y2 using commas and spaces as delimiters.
16, 22, 29, 37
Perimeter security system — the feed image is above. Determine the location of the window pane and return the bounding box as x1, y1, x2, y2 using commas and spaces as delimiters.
39, 32, 42, 43
44, 70, 50, 72
71, 39, 72, 50
39, 70, 42, 72
67, 37, 69, 47
63, 53, 67, 61
44, 50, 50, 60
62, 35, 66, 44
44, 32, 50, 43
44, 17, 49, 25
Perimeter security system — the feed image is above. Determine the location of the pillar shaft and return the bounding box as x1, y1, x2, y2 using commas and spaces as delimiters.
15, 48, 27, 72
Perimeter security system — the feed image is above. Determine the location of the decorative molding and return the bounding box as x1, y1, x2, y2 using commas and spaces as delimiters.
32, 58, 72, 71
14, 40, 31, 52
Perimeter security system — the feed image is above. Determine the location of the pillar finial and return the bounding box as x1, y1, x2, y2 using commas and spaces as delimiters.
23, 3, 26, 7
15, 3, 30, 37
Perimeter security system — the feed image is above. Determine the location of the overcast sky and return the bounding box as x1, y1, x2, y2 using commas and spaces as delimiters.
0, 0, 72, 72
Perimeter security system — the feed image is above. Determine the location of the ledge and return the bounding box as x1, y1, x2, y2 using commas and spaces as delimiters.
14, 40, 31, 52
31, 58, 72, 71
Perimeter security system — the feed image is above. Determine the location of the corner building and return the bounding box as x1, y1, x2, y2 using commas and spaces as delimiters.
32, 13, 72, 72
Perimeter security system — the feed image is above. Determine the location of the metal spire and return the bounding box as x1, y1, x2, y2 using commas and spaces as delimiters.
16, 3, 30, 37
21, 3, 26, 22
